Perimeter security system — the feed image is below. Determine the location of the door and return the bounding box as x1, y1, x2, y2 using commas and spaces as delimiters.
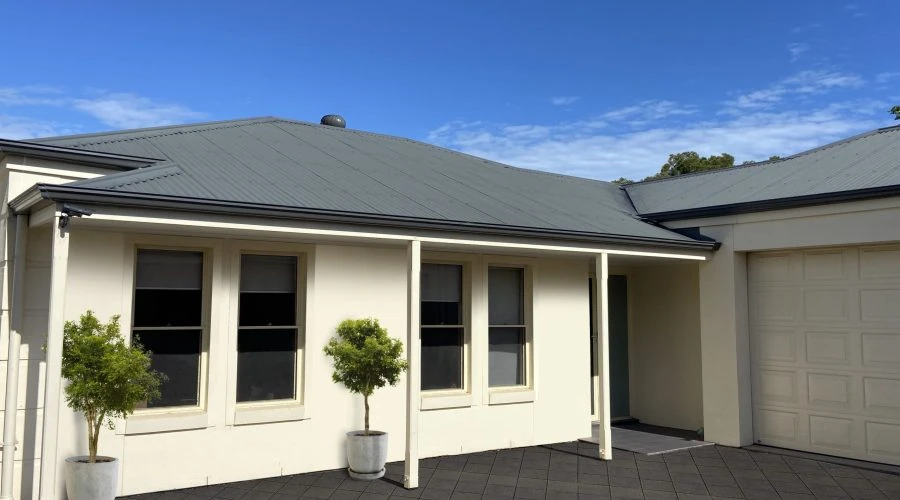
590, 275, 630, 420
749, 246, 900, 465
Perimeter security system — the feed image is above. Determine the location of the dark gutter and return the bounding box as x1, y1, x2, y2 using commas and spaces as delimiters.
0, 139, 162, 170
641, 184, 900, 222
35, 184, 719, 251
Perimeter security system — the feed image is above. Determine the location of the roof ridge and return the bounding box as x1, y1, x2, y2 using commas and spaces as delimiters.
266, 117, 618, 187
625, 124, 900, 187
32, 116, 282, 145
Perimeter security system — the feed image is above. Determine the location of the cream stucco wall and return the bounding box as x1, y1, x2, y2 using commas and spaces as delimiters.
628, 263, 703, 432
41, 230, 593, 496
0, 157, 110, 499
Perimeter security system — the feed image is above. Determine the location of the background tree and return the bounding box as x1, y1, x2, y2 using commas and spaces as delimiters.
892, 105, 900, 120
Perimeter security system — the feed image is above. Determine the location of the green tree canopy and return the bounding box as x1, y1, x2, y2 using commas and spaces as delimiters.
891, 105, 900, 120
62, 311, 163, 462
323, 318, 407, 434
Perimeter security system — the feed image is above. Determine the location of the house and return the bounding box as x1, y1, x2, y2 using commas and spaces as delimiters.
0, 116, 897, 499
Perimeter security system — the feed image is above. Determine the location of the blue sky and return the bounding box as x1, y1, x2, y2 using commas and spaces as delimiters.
2, 0, 898, 180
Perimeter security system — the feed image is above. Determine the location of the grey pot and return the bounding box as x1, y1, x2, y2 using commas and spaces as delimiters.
65, 456, 119, 500
346, 431, 388, 480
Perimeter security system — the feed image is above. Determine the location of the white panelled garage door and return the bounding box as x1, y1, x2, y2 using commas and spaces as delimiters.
749, 246, 900, 465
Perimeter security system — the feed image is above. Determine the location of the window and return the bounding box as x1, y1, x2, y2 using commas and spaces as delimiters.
237, 254, 299, 403
421, 263, 464, 390
132, 249, 204, 408
488, 267, 526, 387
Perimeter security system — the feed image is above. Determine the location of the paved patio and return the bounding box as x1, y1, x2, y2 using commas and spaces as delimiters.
121, 440, 900, 500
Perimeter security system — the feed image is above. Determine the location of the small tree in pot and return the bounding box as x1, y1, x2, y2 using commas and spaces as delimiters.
62, 311, 162, 500
324, 318, 407, 480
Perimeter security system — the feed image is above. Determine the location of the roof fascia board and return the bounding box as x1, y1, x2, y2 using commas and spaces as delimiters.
77, 211, 708, 261
9, 185, 44, 214
37, 185, 719, 251
640, 185, 900, 222
0, 140, 161, 170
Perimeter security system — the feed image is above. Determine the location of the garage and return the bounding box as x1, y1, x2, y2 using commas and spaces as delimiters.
749, 245, 900, 465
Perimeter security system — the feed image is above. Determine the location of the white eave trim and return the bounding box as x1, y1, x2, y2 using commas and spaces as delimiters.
82, 212, 709, 261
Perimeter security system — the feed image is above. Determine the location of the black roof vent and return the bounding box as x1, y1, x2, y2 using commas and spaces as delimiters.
320, 115, 346, 128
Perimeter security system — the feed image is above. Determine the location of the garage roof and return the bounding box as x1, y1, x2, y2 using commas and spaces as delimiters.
625, 124, 900, 220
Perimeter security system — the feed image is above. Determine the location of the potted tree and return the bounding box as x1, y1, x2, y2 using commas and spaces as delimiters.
61, 311, 162, 500
324, 318, 407, 480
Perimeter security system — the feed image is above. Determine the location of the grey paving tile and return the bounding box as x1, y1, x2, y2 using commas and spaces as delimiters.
328, 490, 363, 500
609, 486, 645, 499
448, 491, 480, 500
640, 480, 675, 493
488, 475, 518, 487
512, 486, 546, 499
672, 481, 708, 495
482, 483, 515, 497
303, 486, 335, 499
704, 485, 743, 499
417, 488, 450, 500
642, 492, 677, 500
548, 480, 580, 493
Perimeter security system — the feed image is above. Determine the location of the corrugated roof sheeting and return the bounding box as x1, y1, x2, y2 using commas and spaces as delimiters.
45, 117, 695, 243
626, 126, 900, 216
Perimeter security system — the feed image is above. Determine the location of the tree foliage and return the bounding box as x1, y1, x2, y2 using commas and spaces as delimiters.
62, 311, 163, 463
892, 105, 900, 120
611, 150, 783, 184
323, 318, 407, 434
648, 151, 735, 180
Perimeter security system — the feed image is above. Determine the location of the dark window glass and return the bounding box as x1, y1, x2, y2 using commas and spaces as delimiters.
134, 329, 202, 408
237, 328, 297, 402
237, 255, 299, 402
421, 327, 463, 390
488, 327, 525, 387
421, 302, 460, 326
133, 289, 203, 327
420, 264, 464, 390
132, 249, 204, 408
489, 267, 526, 387
239, 293, 297, 326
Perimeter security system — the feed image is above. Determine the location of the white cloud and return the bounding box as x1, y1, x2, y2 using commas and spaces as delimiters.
73, 93, 206, 129
844, 3, 866, 17
0, 85, 206, 135
427, 97, 887, 182
0, 114, 75, 140
787, 42, 810, 62
0, 85, 67, 106
875, 72, 900, 84
724, 70, 865, 111
550, 96, 580, 106
790, 22, 822, 34
601, 100, 698, 126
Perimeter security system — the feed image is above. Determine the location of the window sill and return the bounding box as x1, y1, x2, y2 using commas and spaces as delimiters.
119, 410, 208, 435
488, 388, 535, 405
234, 402, 307, 425
420, 392, 472, 411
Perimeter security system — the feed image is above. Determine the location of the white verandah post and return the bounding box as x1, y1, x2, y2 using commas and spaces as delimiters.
38, 212, 71, 500
593, 253, 612, 460
404, 239, 421, 489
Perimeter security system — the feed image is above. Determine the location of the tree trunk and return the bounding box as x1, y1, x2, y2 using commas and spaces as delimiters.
86, 410, 97, 464
364, 394, 370, 436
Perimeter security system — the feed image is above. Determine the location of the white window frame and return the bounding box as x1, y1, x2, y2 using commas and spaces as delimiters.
227, 241, 310, 425
116, 235, 223, 435
485, 258, 535, 405
420, 253, 475, 410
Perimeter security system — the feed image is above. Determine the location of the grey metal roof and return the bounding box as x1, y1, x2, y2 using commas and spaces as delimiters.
625, 125, 900, 219
31, 117, 705, 248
